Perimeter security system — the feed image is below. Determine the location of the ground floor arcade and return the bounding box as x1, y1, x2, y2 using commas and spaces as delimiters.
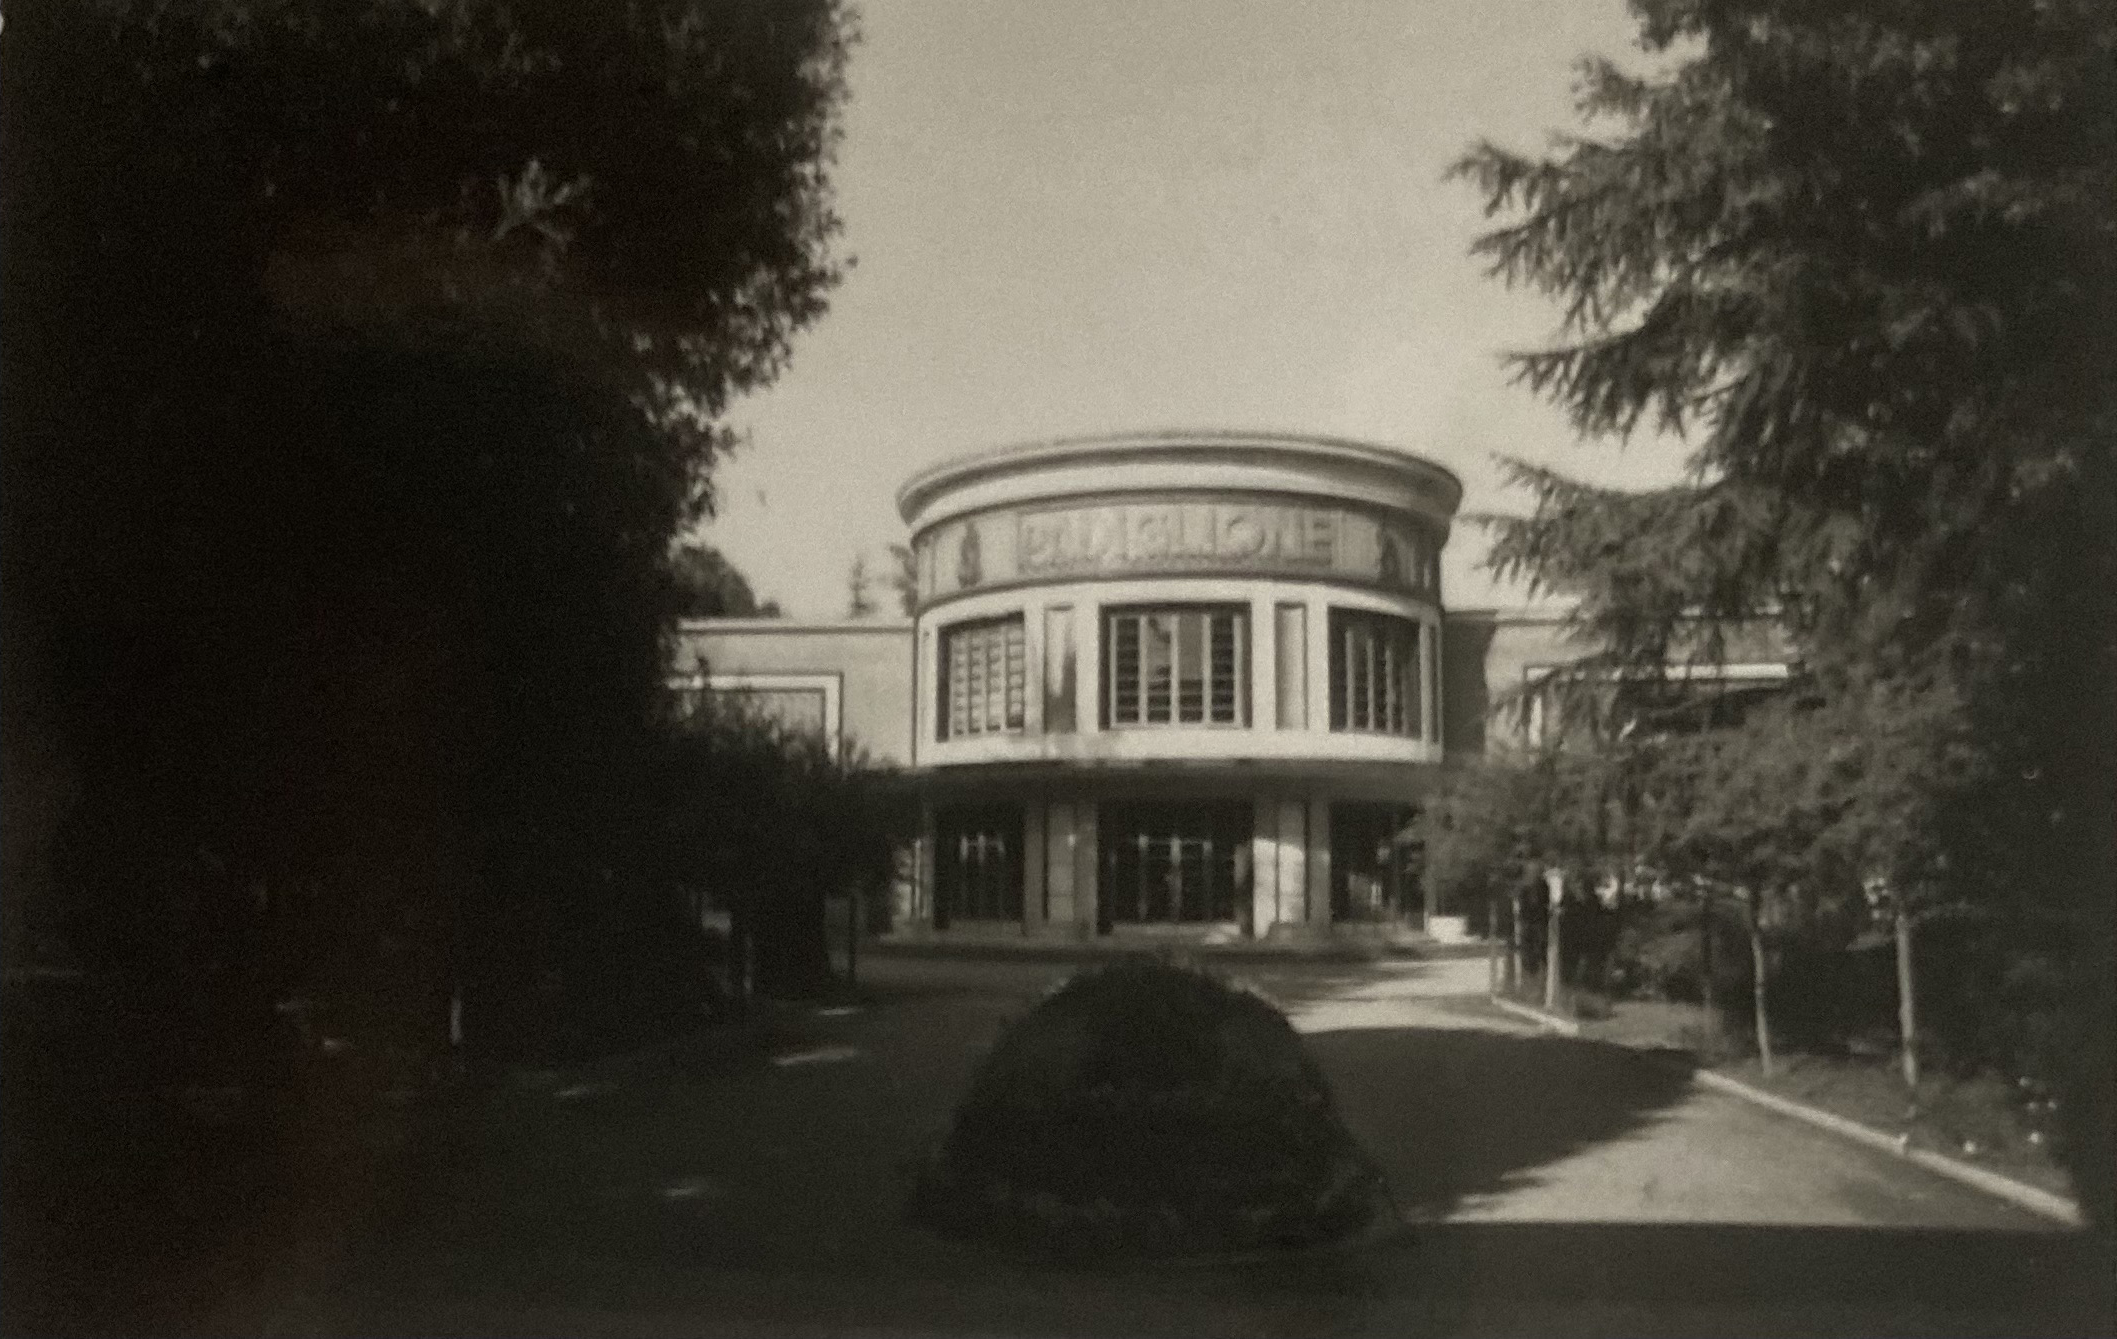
892, 770, 1448, 940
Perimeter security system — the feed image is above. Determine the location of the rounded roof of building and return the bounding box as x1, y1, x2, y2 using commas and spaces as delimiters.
895, 429, 1464, 527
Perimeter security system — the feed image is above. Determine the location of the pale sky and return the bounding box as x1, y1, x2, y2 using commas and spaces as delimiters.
699, 0, 1692, 618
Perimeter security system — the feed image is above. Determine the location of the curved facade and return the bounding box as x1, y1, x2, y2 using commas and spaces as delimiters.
897, 431, 1463, 940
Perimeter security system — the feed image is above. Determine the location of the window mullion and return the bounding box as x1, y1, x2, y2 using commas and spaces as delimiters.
989, 629, 1002, 732
1369, 628, 1380, 731
1385, 630, 1399, 734
1400, 628, 1412, 734
1109, 615, 1122, 726
1202, 613, 1215, 725
1380, 630, 1392, 733
1368, 627, 1381, 731
1172, 612, 1185, 723
1342, 623, 1352, 732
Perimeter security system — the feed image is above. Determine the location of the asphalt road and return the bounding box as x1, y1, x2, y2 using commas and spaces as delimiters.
270, 951, 2111, 1338
1271, 956, 2055, 1230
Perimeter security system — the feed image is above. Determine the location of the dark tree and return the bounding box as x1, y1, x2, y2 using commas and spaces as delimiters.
1, 0, 856, 1054
656, 695, 899, 1000
845, 552, 878, 618
889, 541, 920, 616
1454, 0, 2116, 1222
672, 542, 782, 618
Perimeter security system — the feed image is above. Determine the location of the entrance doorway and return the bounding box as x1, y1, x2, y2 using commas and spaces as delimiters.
1330, 802, 1420, 925
934, 804, 1023, 927
1097, 800, 1251, 932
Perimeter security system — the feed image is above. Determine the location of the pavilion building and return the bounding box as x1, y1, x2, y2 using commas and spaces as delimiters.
672, 430, 1786, 942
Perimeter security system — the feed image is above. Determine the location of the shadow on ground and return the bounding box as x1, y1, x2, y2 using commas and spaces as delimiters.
23, 958, 2107, 1338
293, 1221, 2113, 1337
1302, 1025, 1698, 1218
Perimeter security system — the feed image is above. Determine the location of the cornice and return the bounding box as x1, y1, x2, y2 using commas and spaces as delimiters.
895, 430, 1465, 526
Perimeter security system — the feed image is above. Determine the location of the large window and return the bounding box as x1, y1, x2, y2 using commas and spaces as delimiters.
1098, 801, 1251, 929
1328, 609, 1421, 736
940, 615, 1026, 739
1103, 605, 1248, 727
935, 804, 1022, 925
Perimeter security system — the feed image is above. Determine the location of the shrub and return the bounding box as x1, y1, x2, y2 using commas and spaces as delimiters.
908, 957, 1388, 1259
1608, 899, 1751, 1012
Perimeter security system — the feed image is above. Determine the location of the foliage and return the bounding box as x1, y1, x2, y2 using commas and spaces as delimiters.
1453, 0, 2115, 1220
1457, 0, 2114, 663
845, 552, 878, 618
672, 543, 782, 618
0, 0, 856, 1065
653, 692, 904, 999
1424, 763, 1542, 918
1610, 900, 1749, 1006
6, 0, 854, 439
888, 542, 920, 616
909, 958, 1387, 1258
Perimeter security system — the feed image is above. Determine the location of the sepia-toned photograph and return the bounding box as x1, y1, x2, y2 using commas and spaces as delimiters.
2, 1, 2112, 1334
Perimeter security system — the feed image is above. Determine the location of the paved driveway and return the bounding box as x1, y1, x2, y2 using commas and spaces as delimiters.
273, 951, 2108, 1337
1262, 956, 2053, 1230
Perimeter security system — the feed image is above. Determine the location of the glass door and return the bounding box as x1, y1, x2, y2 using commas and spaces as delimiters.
1098, 801, 1250, 929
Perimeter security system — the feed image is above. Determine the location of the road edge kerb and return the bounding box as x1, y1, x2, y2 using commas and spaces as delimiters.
1688, 1068, 2085, 1227
1483, 995, 2085, 1228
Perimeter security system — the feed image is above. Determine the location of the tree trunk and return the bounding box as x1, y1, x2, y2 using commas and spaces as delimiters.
1746, 892, 1773, 1076
1486, 894, 1501, 996
728, 894, 755, 1005
1693, 885, 1710, 1042
1543, 871, 1564, 1013
1895, 901, 1919, 1091
755, 882, 831, 1000
1507, 889, 1523, 995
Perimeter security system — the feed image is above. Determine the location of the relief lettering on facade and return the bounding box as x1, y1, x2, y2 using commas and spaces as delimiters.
1017, 501, 1338, 577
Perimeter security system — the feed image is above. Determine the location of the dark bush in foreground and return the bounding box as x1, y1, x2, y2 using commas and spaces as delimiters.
908, 958, 1389, 1258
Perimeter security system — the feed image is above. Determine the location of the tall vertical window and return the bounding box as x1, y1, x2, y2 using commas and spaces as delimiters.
1098, 801, 1250, 927
940, 615, 1026, 739
935, 804, 1023, 924
1104, 606, 1248, 727
1328, 609, 1421, 736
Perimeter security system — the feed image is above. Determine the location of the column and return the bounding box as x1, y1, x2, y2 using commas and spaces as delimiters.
1305, 796, 1333, 930
1045, 803, 1077, 928
1022, 801, 1047, 934
1275, 798, 1307, 927
915, 625, 937, 765
1074, 801, 1099, 934
1074, 605, 1101, 735
1250, 595, 1277, 732
1022, 598, 1046, 735
1249, 796, 1279, 936
1274, 603, 1309, 730
1306, 595, 1332, 736
1424, 615, 1442, 746
917, 796, 937, 931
